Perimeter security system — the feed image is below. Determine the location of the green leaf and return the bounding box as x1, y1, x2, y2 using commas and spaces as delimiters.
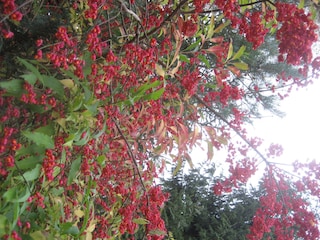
66, 226, 80, 235
30, 231, 47, 240
16, 145, 45, 158
17, 57, 43, 83
13, 188, 31, 203
84, 101, 99, 115
134, 81, 161, 96
149, 229, 167, 236
232, 46, 246, 61
132, 218, 149, 225
179, 54, 190, 63
71, 95, 83, 111
3, 187, 17, 202
42, 75, 65, 98
22, 164, 41, 181
11, 202, 20, 231
93, 123, 107, 139
142, 88, 165, 101
0, 215, 7, 238
184, 38, 201, 51
50, 187, 65, 196
0, 79, 24, 95
60, 222, 80, 235
3, 186, 31, 203
97, 155, 106, 166
64, 134, 75, 147
21, 73, 37, 85
23, 131, 55, 149
74, 131, 90, 146
61, 69, 80, 83
232, 62, 249, 71
67, 157, 82, 185
34, 124, 55, 136
83, 52, 93, 77
198, 54, 210, 68
298, 0, 305, 9
15, 155, 42, 170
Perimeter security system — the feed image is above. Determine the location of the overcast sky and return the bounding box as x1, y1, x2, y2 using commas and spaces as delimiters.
252, 78, 320, 164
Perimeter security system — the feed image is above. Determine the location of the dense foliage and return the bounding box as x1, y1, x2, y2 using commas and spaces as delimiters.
1, 0, 320, 239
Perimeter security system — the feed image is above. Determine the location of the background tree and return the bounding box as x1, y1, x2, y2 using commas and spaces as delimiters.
0, 0, 319, 239
161, 167, 259, 240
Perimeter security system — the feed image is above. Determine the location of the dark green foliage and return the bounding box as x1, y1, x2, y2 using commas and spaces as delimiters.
161, 167, 260, 240
0, 2, 66, 78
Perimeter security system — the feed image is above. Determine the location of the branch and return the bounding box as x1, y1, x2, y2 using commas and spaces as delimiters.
193, 94, 270, 165
0, 0, 34, 24
111, 117, 147, 192
127, 0, 189, 44
181, 0, 273, 14
117, 0, 141, 23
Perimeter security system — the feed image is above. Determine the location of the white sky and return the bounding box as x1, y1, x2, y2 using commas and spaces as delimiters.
252, 78, 320, 164
184, 76, 320, 181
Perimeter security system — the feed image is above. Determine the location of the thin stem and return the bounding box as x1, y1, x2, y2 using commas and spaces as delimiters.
193, 94, 270, 165
0, 0, 34, 24
127, 0, 189, 44
111, 117, 147, 192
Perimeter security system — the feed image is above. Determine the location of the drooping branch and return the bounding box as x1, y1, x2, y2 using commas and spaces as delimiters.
193, 94, 270, 165
111, 117, 147, 192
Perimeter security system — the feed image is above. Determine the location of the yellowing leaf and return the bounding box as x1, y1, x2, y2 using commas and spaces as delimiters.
56, 118, 67, 131
232, 45, 246, 61
227, 41, 233, 61
169, 60, 181, 77
206, 14, 215, 39
184, 153, 194, 169
75, 208, 84, 218
156, 120, 166, 141
30, 231, 46, 240
216, 135, 228, 145
132, 218, 149, 225
86, 220, 97, 232
207, 141, 214, 161
85, 232, 93, 240
227, 65, 241, 77
173, 157, 182, 176
213, 20, 230, 34
155, 64, 165, 78
60, 79, 75, 88
209, 36, 224, 43
232, 62, 249, 71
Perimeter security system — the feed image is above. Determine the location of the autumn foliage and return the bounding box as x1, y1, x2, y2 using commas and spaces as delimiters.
0, 0, 320, 239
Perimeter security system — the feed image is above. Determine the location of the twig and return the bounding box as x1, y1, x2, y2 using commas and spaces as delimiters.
127, 0, 189, 44
0, 0, 34, 24
193, 94, 270, 165
111, 117, 147, 192
118, 0, 141, 23
14, 162, 32, 194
